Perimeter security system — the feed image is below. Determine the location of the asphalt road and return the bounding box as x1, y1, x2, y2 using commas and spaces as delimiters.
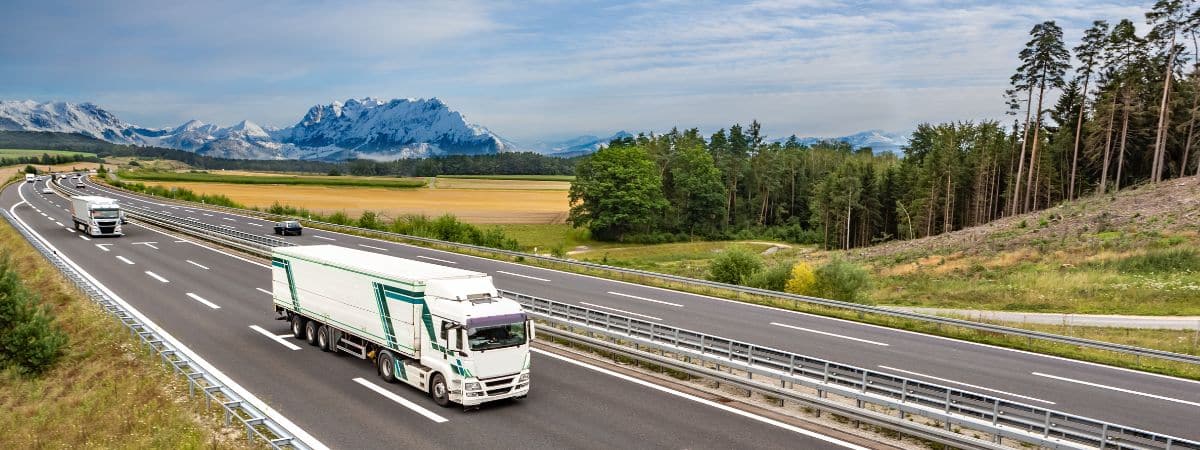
76, 175, 1200, 439
6, 178, 865, 450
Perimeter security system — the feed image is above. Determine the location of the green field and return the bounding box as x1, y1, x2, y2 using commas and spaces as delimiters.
118, 170, 426, 188
0, 148, 96, 159
438, 174, 575, 182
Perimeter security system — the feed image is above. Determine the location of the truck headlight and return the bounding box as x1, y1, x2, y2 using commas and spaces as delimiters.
518, 373, 529, 383
465, 382, 481, 391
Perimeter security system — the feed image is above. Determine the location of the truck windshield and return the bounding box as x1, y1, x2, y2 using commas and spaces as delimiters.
468, 321, 527, 352
91, 209, 120, 219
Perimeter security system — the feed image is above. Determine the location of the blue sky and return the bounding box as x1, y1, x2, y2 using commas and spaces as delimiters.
0, 0, 1151, 143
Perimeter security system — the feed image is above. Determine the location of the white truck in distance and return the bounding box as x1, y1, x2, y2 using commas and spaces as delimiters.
70, 196, 123, 237
25, 173, 35, 183
272, 245, 531, 408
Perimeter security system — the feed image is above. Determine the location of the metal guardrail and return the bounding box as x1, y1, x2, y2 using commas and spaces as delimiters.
502, 290, 1200, 450
0, 205, 309, 449
90, 177, 1200, 366
65, 182, 1198, 450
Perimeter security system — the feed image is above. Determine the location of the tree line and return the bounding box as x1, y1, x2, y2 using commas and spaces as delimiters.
570, 2, 1200, 248
1, 152, 100, 168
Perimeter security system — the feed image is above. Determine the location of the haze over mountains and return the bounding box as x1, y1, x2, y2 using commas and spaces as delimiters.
0, 99, 907, 160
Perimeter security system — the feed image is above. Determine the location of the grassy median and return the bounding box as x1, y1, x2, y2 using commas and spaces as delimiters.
0, 209, 247, 448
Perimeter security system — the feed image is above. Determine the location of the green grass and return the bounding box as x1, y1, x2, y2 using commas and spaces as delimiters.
118, 169, 426, 188
438, 174, 575, 182
0, 201, 248, 448
0, 148, 96, 158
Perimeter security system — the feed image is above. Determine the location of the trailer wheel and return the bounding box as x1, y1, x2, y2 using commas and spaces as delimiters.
291, 315, 306, 339
377, 350, 397, 383
430, 373, 451, 407
317, 325, 332, 352
304, 320, 320, 346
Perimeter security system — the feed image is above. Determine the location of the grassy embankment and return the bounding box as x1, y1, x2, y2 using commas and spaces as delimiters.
0, 148, 96, 159
0, 191, 246, 448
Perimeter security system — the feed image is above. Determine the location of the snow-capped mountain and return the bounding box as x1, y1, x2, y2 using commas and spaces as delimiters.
785, 129, 909, 153
532, 131, 633, 158
0, 99, 514, 160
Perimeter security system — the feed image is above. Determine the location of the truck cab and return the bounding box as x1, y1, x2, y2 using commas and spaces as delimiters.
25, 173, 35, 183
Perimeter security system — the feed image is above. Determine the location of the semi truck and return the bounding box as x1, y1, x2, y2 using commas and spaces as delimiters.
25, 173, 35, 183
70, 196, 123, 237
271, 245, 531, 408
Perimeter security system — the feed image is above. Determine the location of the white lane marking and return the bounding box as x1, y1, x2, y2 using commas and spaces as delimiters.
220, 224, 235, 229
45, 215, 54, 221
203, 213, 213, 217
95, 244, 112, 252
39, 212, 46, 216
533, 349, 867, 449
496, 270, 551, 282
79, 235, 91, 241
174, 240, 189, 243
66, 228, 75, 232
54, 221, 63, 226
184, 209, 195, 213
353, 378, 449, 423
130, 224, 270, 269
222, 217, 236, 221
8, 189, 329, 450
879, 366, 1055, 405
186, 260, 210, 270
1031, 372, 1200, 407
313, 235, 336, 241
132, 241, 159, 250
275, 334, 292, 339
608, 291, 683, 307
771, 322, 889, 346
185, 293, 221, 309
247, 222, 263, 227
579, 302, 662, 321
145, 271, 169, 283
416, 255, 458, 264
359, 244, 389, 251
256, 288, 273, 295
116, 256, 135, 265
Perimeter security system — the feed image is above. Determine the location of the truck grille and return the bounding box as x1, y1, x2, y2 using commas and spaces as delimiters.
483, 377, 515, 387
486, 387, 512, 396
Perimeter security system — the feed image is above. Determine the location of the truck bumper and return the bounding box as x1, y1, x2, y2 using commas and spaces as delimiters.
459, 383, 530, 406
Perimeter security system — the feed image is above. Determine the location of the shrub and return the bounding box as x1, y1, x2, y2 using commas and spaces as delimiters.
813, 257, 871, 302
784, 262, 817, 295
358, 211, 381, 230
1110, 249, 1200, 273
0, 257, 67, 375
22, 165, 37, 174
708, 247, 763, 285
747, 262, 792, 291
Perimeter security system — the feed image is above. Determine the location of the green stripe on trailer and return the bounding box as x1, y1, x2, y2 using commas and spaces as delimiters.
276, 258, 301, 312
373, 282, 399, 349
379, 286, 439, 350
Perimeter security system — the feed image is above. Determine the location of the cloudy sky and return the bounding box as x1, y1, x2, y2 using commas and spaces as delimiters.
0, 0, 1151, 143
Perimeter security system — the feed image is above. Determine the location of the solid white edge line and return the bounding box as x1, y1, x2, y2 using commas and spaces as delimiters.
116, 256, 135, 265
145, 271, 169, 283
532, 348, 867, 449
313, 235, 336, 241
579, 302, 662, 321
249, 325, 301, 350
416, 255, 456, 263
770, 322, 889, 347
878, 365, 1055, 405
352, 378, 449, 423
496, 270, 551, 282
9, 186, 328, 450
359, 244, 389, 251
186, 292, 221, 309
1031, 372, 1200, 407
608, 291, 683, 307
93, 178, 1200, 386
256, 288, 273, 295
186, 260, 210, 270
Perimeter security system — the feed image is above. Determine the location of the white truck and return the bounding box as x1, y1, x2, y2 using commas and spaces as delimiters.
70, 196, 123, 237
271, 245, 531, 408
25, 173, 35, 183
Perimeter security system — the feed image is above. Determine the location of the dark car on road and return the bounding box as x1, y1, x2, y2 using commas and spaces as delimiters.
274, 220, 302, 236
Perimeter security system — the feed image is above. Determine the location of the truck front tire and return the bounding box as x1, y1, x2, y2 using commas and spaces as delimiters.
377, 350, 397, 383
291, 315, 306, 339
430, 373, 450, 407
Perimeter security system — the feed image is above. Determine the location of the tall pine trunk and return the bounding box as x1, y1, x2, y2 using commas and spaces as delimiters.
1012, 89, 1035, 215
1024, 70, 1048, 213
1099, 93, 1117, 194
1116, 92, 1131, 191
1069, 71, 1091, 200
1153, 37, 1177, 183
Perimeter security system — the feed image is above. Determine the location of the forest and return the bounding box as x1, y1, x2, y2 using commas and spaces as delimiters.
569, 1, 1200, 248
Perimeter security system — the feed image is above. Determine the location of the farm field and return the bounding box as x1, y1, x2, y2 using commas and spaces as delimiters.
0, 148, 96, 159
438, 174, 575, 182
118, 170, 426, 188
134, 180, 570, 224
0, 161, 102, 181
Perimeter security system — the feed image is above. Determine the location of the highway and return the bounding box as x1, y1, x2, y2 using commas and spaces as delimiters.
6, 177, 869, 449
15, 175, 1200, 443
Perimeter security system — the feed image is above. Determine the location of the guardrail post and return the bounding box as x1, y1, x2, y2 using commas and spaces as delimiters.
1099, 424, 1108, 449
1043, 410, 1051, 437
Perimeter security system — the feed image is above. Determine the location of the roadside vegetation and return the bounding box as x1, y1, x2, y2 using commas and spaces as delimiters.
0, 148, 97, 160
118, 169, 427, 188
0, 206, 245, 448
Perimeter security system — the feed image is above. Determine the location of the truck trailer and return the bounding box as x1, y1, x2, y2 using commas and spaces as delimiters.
271, 245, 531, 407
70, 196, 123, 237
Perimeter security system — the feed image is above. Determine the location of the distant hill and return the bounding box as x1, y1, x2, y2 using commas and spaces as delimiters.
782, 129, 910, 154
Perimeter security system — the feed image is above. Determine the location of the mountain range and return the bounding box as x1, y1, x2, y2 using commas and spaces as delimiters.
0, 99, 908, 159
0, 98, 512, 160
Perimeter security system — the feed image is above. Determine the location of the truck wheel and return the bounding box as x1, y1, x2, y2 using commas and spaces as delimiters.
377, 350, 397, 383
317, 325, 332, 352
304, 320, 320, 346
430, 373, 451, 407
291, 315, 306, 339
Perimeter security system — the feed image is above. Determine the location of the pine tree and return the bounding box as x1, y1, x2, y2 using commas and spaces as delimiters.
1016, 21, 1070, 213
1070, 20, 1110, 200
